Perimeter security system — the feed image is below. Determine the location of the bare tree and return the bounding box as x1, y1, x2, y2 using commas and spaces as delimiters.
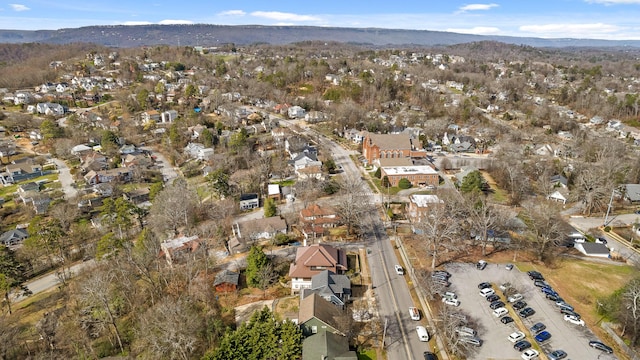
572, 166, 610, 216
334, 175, 371, 236
520, 201, 564, 262
76, 265, 126, 353
412, 198, 459, 269
148, 177, 198, 236
133, 299, 204, 360
464, 194, 510, 256
620, 278, 640, 346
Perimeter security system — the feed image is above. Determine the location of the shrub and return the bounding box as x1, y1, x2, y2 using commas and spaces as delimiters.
398, 178, 412, 189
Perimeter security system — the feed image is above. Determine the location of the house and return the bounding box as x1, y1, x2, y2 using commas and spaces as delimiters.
300, 204, 340, 239
0, 228, 28, 246
300, 270, 351, 307
159, 235, 200, 266
550, 174, 568, 188
83, 168, 133, 185
213, 269, 240, 293
268, 184, 281, 201
71, 144, 93, 157
123, 188, 151, 206
407, 194, 443, 222
0, 163, 45, 185
380, 165, 439, 188
625, 184, 640, 203
229, 216, 287, 253
574, 242, 610, 258
296, 165, 323, 181
239, 193, 259, 210
141, 110, 161, 124
288, 105, 306, 119
302, 331, 357, 360
343, 128, 365, 144
36, 102, 64, 116
121, 153, 153, 169
290, 152, 321, 170
160, 110, 178, 123
547, 190, 568, 204
298, 293, 347, 336
183, 142, 205, 159
119, 144, 137, 154
362, 132, 424, 166
305, 111, 326, 123
289, 243, 347, 293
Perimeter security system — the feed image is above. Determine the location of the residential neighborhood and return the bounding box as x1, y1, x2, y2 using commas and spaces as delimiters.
1, 37, 640, 360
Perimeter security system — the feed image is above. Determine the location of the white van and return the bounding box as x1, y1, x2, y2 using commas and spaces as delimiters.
416, 326, 430, 342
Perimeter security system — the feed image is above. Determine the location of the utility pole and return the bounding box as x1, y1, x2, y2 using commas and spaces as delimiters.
604, 188, 615, 227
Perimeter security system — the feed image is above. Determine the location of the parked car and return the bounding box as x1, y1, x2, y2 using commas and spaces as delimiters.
508, 293, 524, 303
493, 307, 509, 317
521, 349, 539, 360
480, 288, 496, 297
534, 330, 551, 343
527, 271, 544, 280
423, 352, 438, 360
442, 297, 461, 307
505, 263, 514, 271
545, 293, 562, 302
501, 316, 514, 324
478, 282, 492, 289
541, 287, 558, 296
564, 314, 585, 326
490, 300, 505, 310
409, 307, 421, 320
595, 237, 608, 244
486, 294, 500, 303
477, 260, 488, 270
433, 279, 451, 287
442, 291, 457, 299
513, 340, 532, 351
432, 273, 449, 281
512, 300, 528, 310
556, 301, 574, 311
519, 307, 536, 318
416, 326, 430, 342
589, 340, 613, 354
459, 337, 483, 347
530, 322, 546, 334
560, 308, 579, 317
433, 270, 451, 278
534, 280, 550, 288
455, 326, 477, 337
548, 350, 567, 360
508, 331, 526, 343
395, 265, 404, 275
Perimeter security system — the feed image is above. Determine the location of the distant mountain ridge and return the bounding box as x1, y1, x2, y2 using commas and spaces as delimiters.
1, 24, 639, 48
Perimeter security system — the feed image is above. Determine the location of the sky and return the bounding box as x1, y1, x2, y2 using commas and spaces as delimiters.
1, 0, 640, 40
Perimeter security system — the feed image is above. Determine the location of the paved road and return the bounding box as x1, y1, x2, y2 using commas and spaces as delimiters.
279, 119, 425, 359
12, 260, 95, 303
51, 158, 79, 199
569, 214, 640, 265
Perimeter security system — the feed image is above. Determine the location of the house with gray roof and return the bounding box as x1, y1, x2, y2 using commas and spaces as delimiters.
0, 228, 28, 246
301, 270, 351, 307
213, 269, 240, 293
625, 184, 640, 203
298, 293, 347, 337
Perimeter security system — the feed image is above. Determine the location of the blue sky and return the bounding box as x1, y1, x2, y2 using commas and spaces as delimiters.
1, 0, 640, 40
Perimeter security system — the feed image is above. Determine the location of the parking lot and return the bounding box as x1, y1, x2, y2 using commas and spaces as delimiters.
442, 262, 619, 360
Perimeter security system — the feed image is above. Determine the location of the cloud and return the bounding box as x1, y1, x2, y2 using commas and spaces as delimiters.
586, 0, 640, 4
447, 26, 501, 35
218, 10, 246, 16
458, 3, 499, 12
159, 19, 194, 25
9, 4, 30, 11
519, 23, 623, 37
249, 11, 321, 22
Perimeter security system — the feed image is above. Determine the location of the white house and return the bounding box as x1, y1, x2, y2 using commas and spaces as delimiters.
547, 190, 567, 204
160, 110, 178, 123
288, 105, 306, 119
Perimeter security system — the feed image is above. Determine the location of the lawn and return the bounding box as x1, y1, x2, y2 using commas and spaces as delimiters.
357, 348, 378, 360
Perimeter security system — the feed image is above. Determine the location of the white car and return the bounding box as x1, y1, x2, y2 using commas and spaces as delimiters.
564, 314, 585, 326
493, 307, 508, 317
508, 293, 524, 303
409, 307, 421, 320
395, 265, 404, 275
442, 297, 460, 307
479, 288, 496, 297
521, 349, 539, 360
508, 331, 526, 343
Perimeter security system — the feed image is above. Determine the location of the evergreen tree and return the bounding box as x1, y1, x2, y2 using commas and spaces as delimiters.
245, 246, 269, 288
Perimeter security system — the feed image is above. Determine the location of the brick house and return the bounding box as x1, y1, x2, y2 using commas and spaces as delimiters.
380, 165, 439, 187
288, 243, 347, 294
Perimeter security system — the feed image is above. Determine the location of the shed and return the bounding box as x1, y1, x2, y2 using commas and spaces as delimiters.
213, 269, 240, 293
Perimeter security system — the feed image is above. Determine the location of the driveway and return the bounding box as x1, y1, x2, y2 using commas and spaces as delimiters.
51, 158, 78, 199
140, 146, 179, 182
